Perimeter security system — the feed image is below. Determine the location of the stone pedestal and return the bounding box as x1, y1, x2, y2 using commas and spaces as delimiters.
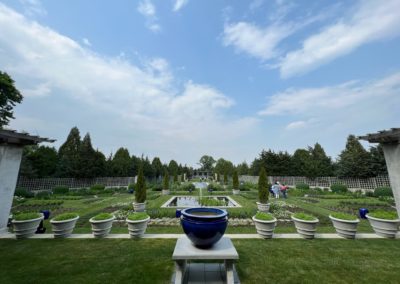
172, 236, 239, 284
0, 145, 23, 234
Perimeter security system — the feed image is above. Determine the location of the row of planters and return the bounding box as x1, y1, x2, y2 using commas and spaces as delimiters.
252, 210, 400, 239
11, 211, 150, 239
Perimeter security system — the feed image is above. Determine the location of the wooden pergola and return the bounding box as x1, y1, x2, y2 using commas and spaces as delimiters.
359, 128, 400, 216
0, 129, 54, 234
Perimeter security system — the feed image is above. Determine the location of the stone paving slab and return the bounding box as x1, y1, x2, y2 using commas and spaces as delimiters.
1, 233, 399, 239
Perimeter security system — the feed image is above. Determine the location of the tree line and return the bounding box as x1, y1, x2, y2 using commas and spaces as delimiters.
20, 127, 387, 179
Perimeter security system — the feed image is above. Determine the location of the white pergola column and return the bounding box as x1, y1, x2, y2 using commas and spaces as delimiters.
382, 144, 400, 217
0, 145, 23, 233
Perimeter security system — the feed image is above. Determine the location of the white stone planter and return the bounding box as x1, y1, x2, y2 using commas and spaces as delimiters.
12, 214, 44, 239
256, 202, 270, 212
133, 202, 146, 212
366, 214, 400, 238
126, 216, 150, 238
50, 216, 79, 238
291, 216, 319, 239
252, 216, 277, 239
162, 189, 170, 195
232, 189, 240, 195
89, 215, 115, 238
329, 215, 359, 239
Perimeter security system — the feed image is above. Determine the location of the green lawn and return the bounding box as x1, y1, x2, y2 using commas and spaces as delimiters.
1, 239, 399, 283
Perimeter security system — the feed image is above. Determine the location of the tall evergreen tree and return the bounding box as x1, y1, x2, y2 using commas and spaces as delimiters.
236, 161, 250, 175
310, 143, 334, 177
141, 156, 154, 178
258, 167, 268, 204
57, 127, 81, 177
92, 150, 107, 177
78, 133, 97, 178
369, 144, 388, 176
0, 71, 23, 128
232, 170, 239, 189
151, 157, 163, 179
163, 170, 169, 190
111, 148, 131, 177
135, 166, 146, 203
168, 160, 179, 176
336, 135, 372, 178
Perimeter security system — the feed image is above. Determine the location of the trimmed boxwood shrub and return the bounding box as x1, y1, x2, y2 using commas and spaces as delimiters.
296, 183, 309, 190
92, 213, 113, 221
127, 212, 149, 221
374, 187, 393, 197
53, 186, 69, 195
330, 212, 358, 221
369, 210, 398, 220
254, 212, 274, 221
331, 183, 348, 193
14, 187, 34, 198
90, 184, 105, 191
53, 212, 78, 221
13, 212, 42, 221
293, 212, 317, 221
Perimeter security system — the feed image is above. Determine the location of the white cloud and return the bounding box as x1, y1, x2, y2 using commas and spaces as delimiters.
223, 21, 295, 61
259, 73, 400, 116
137, 0, 161, 32
286, 121, 306, 130
173, 0, 189, 12
0, 3, 259, 165
82, 38, 91, 46
279, 0, 400, 78
19, 0, 46, 17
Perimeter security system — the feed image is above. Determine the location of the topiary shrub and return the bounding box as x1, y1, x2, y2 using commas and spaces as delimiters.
223, 173, 228, 185
374, 187, 393, 197
232, 171, 239, 189
14, 187, 34, 198
163, 171, 169, 190
135, 167, 146, 203
53, 186, 69, 195
331, 183, 348, 193
296, 183, 309, 190
258, 168, 268, 204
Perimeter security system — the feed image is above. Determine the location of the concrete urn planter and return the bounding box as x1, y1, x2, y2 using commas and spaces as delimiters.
162, 189, 170, 195
252, 216, 277, 239
12, 214, 44, 239
366, 214, 400, 238
133, 202, 146, 212
256, 202, 270, 212
232, 189, 240, 195
291, 216, 319, 239
50, 216, 79, 238
89, 215, 115, 238
126, 216, 150, 238
329, 215, 359, 239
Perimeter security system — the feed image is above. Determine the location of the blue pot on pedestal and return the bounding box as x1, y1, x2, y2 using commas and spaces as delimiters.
181, 207, 228, 248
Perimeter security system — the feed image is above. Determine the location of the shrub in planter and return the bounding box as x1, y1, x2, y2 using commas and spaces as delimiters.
89, 213, 115, 238
296, 183, 309, 190
50, 212, 79, 238
374, 187, 393, 197
366, 210, 400, 238
133, 167, 146, 212
329, 212, 359, 239
330, 184, 348, 194
126, 212, 150, 238
232, 171, 240, 194
291, 213, 319, 239
12, 212, 44, 239
14, 187, 34, 198
257, 168, 270, 212
162, 171, 170, 195
252, 212, 277, 239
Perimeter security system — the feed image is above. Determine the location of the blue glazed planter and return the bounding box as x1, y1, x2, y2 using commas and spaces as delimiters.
359, 208, 369, 219
181, 207, 228, 248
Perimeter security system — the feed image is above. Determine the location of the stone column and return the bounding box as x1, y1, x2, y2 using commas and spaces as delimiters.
0, 145, 23, 234
382, 144, 400, 216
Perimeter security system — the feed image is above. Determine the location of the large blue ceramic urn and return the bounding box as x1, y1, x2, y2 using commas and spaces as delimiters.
181, 207, 228, 248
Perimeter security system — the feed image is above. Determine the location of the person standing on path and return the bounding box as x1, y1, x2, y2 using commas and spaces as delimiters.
272, 182, 280, 199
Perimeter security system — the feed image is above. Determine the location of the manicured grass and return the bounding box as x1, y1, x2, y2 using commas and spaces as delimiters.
1, 239, 399, 283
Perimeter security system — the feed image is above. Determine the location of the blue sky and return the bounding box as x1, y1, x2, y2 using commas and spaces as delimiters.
1, 0, 400, 166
